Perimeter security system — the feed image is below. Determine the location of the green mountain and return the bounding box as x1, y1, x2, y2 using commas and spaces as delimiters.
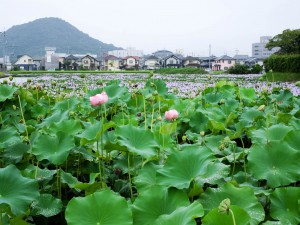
5, 17, 121, 58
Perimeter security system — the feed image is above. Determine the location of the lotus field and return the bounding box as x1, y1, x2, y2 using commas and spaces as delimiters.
0, 73, 300, 225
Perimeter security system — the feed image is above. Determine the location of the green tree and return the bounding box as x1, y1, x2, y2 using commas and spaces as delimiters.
266, 29, 300, 54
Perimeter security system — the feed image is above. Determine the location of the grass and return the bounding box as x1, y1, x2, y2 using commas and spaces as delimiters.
263, 72, 300, 82
0, 72, 5, 77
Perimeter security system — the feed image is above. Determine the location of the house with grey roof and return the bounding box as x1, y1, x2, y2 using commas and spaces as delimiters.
144, 55, 161, 70
212, 55, 235, 71
160, 54, 183, 68
152, 50, 173, 59
183, 56, 201, 68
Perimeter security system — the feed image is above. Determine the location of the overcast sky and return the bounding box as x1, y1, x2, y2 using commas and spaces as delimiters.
1, 0, 299, 56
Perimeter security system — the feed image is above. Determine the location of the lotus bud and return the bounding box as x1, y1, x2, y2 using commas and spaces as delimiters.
9, 76, 13, 81
12, 105, 17, 110
219, 99, 225, 104
258, 105, 265, 112
207, 75, 211, 80
3, 79, 8, 84
153, 90, 158, 96
157, 116, 162, 121
151, 82, 155, 87
27, 78, 31, 83
182, 135, 187, 142
51, 81, 56, 86
200, 131, 205, 136
218, 198, 231, 214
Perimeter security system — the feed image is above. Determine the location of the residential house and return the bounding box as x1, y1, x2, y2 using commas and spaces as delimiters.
160, 54, 183, 68
64, 55, 79, 70
152, 50, 173, 59
122, 56, 140, 70
108, 47, 143, 58
144, 55, 161, 70
199, 56, 216, 69
14, 55, 37, 71
104, 55, 122, 70
80, 55, 100, 70
233, 55, 261, 67
212, 55, 235, 71
183, 56, 201, 68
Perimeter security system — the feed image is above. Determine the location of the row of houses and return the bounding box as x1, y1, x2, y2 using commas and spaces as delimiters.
1, 48, 262, 72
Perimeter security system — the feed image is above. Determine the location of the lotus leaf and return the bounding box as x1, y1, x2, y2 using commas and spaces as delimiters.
0, 165, 39, 216
270, 187, 300, 224
248, 140, 300, 188
65, 189, 132, 225
199, 182, 265, 225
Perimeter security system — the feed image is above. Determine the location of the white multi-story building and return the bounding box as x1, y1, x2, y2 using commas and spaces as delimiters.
108, 47, 143, 58
252, 36, 279, 59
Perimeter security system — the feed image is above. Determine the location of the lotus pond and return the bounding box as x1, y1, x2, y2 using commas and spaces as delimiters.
0, 73, 300, 225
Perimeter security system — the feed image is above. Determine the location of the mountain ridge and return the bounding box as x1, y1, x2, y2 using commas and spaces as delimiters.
5, 17, 121, 58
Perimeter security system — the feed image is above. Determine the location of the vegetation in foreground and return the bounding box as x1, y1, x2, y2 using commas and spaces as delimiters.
263, 71, 300, 82
0, 78, 300, 224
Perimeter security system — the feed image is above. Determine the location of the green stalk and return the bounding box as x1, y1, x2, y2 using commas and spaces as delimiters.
34, 161, 39, 179
143, 95, 147, 129
240, 137, 247, 181
229, 209, 236, 225
18, 95, 29, 140
127, 153, 133, 199
56, 167, 61, 199
231, 144, 236, 180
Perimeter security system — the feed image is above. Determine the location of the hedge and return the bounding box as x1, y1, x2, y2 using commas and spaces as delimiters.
264, 54, 300, 72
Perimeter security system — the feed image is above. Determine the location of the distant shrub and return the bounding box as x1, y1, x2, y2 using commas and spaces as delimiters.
154, 67, 207, 74
227, 64, 263, 74
264, 54, 300, 73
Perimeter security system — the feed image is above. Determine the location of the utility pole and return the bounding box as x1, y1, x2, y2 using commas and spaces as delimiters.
209, 44, 211, 70
0, 30, 6, 72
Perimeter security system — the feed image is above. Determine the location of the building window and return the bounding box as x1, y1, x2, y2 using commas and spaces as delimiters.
129, 60, 134, 64
228, 60, 231, 64
169, 59, 174, 64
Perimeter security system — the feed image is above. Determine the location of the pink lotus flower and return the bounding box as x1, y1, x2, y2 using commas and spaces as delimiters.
89, 92, 108, 106
165, 109, 179, 121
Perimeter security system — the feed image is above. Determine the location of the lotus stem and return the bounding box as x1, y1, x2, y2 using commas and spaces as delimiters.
240, 137, 247, 181
17, 94, 29, 141
127, 153, 133, 199
229, 209, 236, 225
231, 143, 236, 180
143, 95, 147, 129
57, 166, 62, 199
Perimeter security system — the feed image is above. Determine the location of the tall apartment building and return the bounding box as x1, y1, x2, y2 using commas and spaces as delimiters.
108, 47, 143, 58
252, 36, 279, 59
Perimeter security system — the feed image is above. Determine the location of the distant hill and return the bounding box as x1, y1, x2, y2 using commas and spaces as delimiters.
5, 17, 121, 58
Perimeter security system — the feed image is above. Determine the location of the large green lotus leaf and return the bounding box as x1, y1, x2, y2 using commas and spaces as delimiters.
78, 120, 115, 145
250, 124, 293, 145
41, 110, 69, 127
31, 104, 48, 119
0, 126, 21, 149
269, 187, 300, 224
22, 165, 56, 186
240, 108, 265, 124
195, 162, 230, 186
248, 141, 300, 188
132, 186, 190, 225
134, 163, 161, 192
52, 97, 79, 111
204, 92, 223, 105
49, 119, 82, 135
104, 81, 130, 103
145, 79, 168, 96
157, 145, 215, 189
0, 84, 18, 102
202, 205, 251, 225
2, 142, 29, 165
199, 182, 265, 225
189, 111, 209, 133
115, 124, 158, 158
261, 221, 284, 225
239, 87, 257, 105
284, 130, 300, 150
0, 165, 39, 216
154, 201, 204, 225
65, 189, 132, 225
31, 194, 63, 217
60, 170, 81, 189
31, 131, 75, 165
